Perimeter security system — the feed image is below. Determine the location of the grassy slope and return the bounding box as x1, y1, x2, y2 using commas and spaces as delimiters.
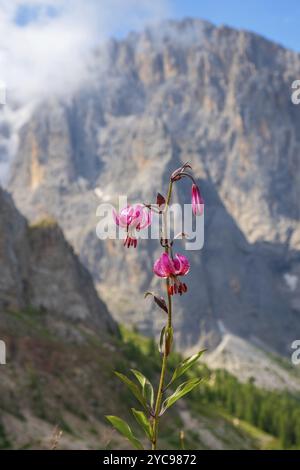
0, 310, 282, 450
113, 327, 279, 450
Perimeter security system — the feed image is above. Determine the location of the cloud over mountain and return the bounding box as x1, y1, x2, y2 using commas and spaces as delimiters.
0, 0, 171, 103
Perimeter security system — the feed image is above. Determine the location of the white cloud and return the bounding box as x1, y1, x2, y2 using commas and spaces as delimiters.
0, 0, 172, 183
0, 0, 171, 103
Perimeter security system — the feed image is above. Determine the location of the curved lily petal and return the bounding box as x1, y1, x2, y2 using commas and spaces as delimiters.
153, 258, 168, 278
153, 253, 173, 277
173, 253, 190, 276
139, 209, 152, 229
119, 205, 134, 225
133, 204, 143, 218
130, 204, 144, 229
192, 184, 204, 216
160, 253, 176, 276
113, 208, 130, 228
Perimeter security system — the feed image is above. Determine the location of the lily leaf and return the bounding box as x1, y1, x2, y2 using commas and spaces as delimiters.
156, 193, 166, 208
131, 369, 147, 388
144, 291, 168, 314
131, 369, 154, 408
160, 377, 202, 415
114, 371, 148, 411
106, 415, 144, 450
131, 409, 152, 441
168, 350, 206, 387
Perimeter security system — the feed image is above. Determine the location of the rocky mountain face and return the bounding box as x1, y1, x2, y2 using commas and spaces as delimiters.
0, 187, 117, 336
5, 19, 300, 358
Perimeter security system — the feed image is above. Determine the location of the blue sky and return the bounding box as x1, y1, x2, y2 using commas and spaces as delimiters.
12, 0, 300, 51
171, 0, 300, 52
2, 0, 299, 108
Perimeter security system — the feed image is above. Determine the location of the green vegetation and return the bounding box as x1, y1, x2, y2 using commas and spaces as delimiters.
1, 310, 299, 450
29, 216, 58, 230
191, 370, 300, 449
120, 327, 300, 450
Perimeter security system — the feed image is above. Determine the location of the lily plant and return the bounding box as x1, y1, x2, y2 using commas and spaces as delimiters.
106, 163, 205, 450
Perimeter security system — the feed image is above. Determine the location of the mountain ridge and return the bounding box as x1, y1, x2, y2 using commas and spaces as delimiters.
0, 186, 117, 336
3, 17, 300, 367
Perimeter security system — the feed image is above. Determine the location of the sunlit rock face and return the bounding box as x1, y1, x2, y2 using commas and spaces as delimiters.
7, 19, 300, 355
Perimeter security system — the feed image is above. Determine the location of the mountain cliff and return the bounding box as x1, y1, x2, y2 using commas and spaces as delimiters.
0, 187, 116, 336
5, 18, 300, 359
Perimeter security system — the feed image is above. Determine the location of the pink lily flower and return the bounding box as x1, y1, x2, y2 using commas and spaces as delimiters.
191, 184, 204, 216
153, 252, 190, 296
113, 204, 152, 248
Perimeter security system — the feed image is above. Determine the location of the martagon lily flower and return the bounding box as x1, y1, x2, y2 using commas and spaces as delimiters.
191, 184, 204, 216
153, 252, 190, 296
113, 204, 152, 248
108, 162, 206, 451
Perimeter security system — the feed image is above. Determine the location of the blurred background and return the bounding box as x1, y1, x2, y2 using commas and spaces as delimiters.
1, 0, 300, 450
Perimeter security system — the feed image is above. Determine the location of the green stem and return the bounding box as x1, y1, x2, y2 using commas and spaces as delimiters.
151, 181, 173, 450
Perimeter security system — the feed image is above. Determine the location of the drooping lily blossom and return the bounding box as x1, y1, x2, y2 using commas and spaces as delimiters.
113, 204, 152, 248
153, 252, 190, 296
170, 163, 204, 216
191, 184, 204, 216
